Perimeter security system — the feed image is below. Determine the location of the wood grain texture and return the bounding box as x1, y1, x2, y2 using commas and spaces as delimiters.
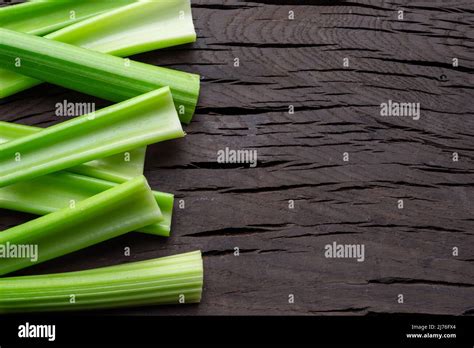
0, 0, 473, 315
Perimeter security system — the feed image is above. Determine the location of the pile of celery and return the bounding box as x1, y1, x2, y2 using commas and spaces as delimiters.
0, 0, 202, 313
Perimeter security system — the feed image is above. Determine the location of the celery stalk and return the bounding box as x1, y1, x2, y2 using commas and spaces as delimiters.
51, 0, 196, 57
0, 87, 184, 188
0, 28, 200, 123
0, 176, 162, 276
0, 0, 134, 36
0, 121, 146, 182
0, 122, 173, 236
0, 171, 174, 237
0, 0, 197, 109
0, 251, 203, 312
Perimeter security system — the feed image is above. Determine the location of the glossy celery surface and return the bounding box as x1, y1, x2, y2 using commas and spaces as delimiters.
0, 87, 184, 188
0, 0, 134, 35
0, 0, 197, 109
0, 251, 203, 312
0, 176, 162, 276
0, 121, 146, 182
0, 28, 200, 123
0, 171, 173, 236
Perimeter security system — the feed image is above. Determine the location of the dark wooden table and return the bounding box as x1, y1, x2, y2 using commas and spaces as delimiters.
1, 0, 473, 315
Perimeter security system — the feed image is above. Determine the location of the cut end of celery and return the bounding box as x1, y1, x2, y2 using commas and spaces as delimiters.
180, 73, 201, 124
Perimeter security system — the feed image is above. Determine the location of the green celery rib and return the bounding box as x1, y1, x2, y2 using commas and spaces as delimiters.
0, 176, 162, 276
0, 0, 135, 35
0, 121, 146, 182
0, 28, 200, 123
0, 0, 197, 108
69, 147, 146, 183
0, 121, 173, 236
0, 87, 184, 188
0, 171, 174, 237
52, 0, 196, 57
0, 251, 203, 312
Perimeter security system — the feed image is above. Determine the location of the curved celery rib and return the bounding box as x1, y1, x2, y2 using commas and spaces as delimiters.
0, 0, 135, 36
0, 87, 184, 188
0, 1, 197, 110
0, 122, 173, 236
0, 251, 203, 312
0, 176, 162, 276
52, 0, 196, 57
67, 147, 146, 183
0, 171, 174, 237
0, 121, 147, 182
0, 28, 200, 123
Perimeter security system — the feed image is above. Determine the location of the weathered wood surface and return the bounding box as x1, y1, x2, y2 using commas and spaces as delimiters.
0, 0, 473, 315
